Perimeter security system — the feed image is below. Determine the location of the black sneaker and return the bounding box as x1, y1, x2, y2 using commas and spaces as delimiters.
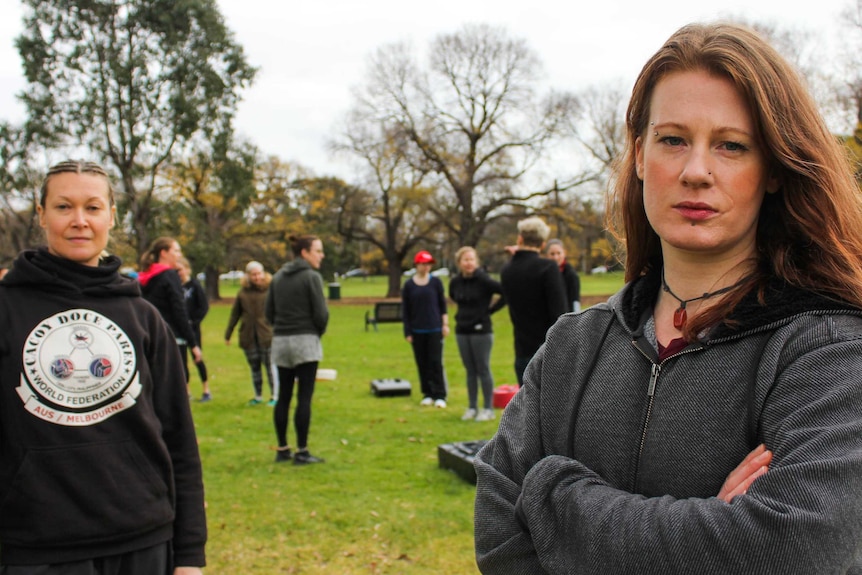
293, 451, 324, 465
274, 448, 292, 463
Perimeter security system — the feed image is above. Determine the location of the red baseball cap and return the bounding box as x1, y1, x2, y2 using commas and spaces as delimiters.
414, 250, 435, 264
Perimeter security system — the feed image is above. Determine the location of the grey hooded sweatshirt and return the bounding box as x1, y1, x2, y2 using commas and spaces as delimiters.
265, 258, 328, 337
475, 268, 862, 574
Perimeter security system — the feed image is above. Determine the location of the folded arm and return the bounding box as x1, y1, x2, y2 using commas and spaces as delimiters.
475, 342, 862, 574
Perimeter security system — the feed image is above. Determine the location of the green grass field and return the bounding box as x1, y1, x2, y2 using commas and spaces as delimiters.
218, 270, 625, 300
192, 272, 623, 573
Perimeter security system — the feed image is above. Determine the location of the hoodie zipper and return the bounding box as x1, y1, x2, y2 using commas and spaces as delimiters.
630, 341, 701, 492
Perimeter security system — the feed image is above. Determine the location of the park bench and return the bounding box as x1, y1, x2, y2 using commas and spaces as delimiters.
365, 301, 402, 331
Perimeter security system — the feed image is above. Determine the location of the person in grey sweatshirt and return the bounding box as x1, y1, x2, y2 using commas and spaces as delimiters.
266, 234, 329, 466
474, 22, 862, 574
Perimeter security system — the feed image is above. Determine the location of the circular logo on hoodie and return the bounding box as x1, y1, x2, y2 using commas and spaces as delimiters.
17, 309, 142, 426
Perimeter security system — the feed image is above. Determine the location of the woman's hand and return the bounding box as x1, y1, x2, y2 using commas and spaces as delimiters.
717, 443, 772, 503
191, 345, 203, 363
174, 567, 203, 575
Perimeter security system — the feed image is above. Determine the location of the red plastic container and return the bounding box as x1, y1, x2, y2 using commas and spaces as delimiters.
492, 384, 520, 409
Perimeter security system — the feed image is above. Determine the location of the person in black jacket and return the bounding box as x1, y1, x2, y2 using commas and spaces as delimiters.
449, 247, 505, 421
546, 239, 581, 312
176, 256, 211, 402
402, 250, 450, 408
500, 216, 567, 386
138, 237, 203, 387
0, 160, 206, 573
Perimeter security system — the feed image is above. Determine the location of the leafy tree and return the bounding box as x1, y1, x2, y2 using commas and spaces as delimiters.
344, 24, 583, 249
246, 157, 356, 281
240, 155, 308, 272
842, 123, 862, 185
15, 0, 257, 257
161, 136, 259, 299
289, 176, 361, 280
0, 123, 43, 261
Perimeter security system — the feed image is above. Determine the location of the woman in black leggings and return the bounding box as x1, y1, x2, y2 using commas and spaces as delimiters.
265, 234, 329, 465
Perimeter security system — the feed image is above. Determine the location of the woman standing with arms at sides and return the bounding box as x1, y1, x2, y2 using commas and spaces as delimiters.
138, 237, 202, 385
0, 160, 206, 573
402, 250, 450, 408
266, 235, 329, 465
225, 261, 277, 406
449, 247, 506, 421
176, 257, 211, 402
545, 239, 581, 312
475, 23, 862, 573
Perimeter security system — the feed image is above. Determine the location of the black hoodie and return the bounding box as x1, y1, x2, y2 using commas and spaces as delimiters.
138, 263, 198, 347
0, 248, 206, 567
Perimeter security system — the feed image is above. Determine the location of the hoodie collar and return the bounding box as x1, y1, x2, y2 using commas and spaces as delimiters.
279, 258, 313, 275
2, 247, 140, 298
612, 266, 859, 342
137, 262, 173, 286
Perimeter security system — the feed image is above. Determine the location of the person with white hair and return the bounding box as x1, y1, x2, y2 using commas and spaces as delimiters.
499, 216, 567, 385
225, 260, 277, 406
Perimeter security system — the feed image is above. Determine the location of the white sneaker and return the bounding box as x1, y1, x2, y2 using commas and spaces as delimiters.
461, 408, 478, 421
476, 408, 496, 422
420, 397, 433, 406
434, 399, 447, 408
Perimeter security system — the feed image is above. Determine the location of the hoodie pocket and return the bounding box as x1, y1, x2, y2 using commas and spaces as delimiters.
0, 439, 173, 546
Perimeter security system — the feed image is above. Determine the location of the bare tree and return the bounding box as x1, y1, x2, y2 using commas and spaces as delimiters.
726, 15, 850, 131
838, 0, 862, 126
738, 10, 862, 180
566, 82, 628, 182
344, 24, 584, 249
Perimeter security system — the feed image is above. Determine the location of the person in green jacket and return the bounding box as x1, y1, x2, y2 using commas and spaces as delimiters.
225, 261, 276, 406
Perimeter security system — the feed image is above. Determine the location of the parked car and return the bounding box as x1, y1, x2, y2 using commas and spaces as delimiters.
219, 270, 244, 281
403, 267, 449, 277
344, 268, 369, 278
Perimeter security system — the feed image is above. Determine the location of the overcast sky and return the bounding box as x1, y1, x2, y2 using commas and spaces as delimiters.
0, 1, 853, 178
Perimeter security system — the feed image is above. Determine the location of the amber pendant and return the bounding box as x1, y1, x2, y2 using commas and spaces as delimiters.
673, 306, 687, 329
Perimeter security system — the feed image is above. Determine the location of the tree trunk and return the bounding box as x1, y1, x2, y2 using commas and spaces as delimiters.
205, 264, 221, 301
386, 259, 402, 298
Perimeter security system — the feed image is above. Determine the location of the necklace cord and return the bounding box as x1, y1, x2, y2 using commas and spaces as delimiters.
661, 269, 750, 328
